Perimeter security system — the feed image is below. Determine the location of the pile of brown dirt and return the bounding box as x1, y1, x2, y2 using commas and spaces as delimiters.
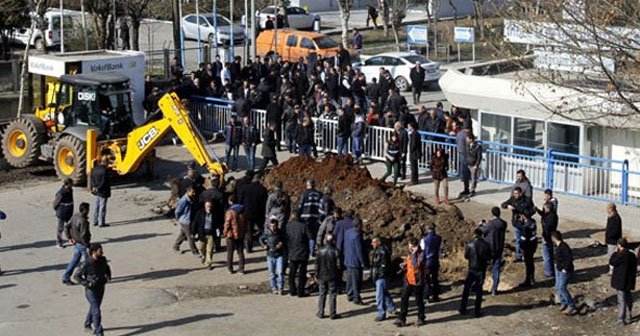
264, 155, 476, 280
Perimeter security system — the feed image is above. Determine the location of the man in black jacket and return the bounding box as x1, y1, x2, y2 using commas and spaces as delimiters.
459, 228, 491, 318
605, 203, 622, 274
394, 121, 409, 180
287, 210, 312, 297
91, 157, 111, 227
53, 178, 74, 248
316, 234, 341, 319
480, 207, 507, 295
366, 77, 381, 108
62, 202, 91, 285
551, 231, 576, 316
501, 187, 535, 262
298, 179, 324, 255
465, 133, 482, 197
199, 178, 225, 251
237, 176, 268, 253
266, 94, 283, 151
75, 243, 111, 336
241, 116, 260, 172
538, 203, 559, 278
409, 62, 425, 105
609, 237, 637, 325
193, 201, 217, 269
407, 122, 422, 186
336, 108, 351, 155
371, 237, 396, 321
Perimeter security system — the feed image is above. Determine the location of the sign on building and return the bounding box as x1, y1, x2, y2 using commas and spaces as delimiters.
407, 25, 428, 44
533, 49, 615, 75
454, 27, 475, 43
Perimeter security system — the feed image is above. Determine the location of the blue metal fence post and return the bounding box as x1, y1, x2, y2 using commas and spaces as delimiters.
622, 160, 629, 205
545, 150, 555, 190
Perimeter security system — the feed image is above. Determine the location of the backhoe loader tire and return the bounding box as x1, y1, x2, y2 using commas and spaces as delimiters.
1, 116, 46, 168
54, 136, 87, 186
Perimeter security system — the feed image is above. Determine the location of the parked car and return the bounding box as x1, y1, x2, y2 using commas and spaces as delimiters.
11, 10, 78, 51
354, 52, 441, 91
256, 29, 357, 63
181, 14, 245, 46
245, 6, 319, 30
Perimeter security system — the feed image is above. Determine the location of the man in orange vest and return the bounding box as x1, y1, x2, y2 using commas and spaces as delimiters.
394, 237, 427, 327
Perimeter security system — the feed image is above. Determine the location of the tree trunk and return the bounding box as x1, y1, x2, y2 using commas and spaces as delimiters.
338, 0, 351, 48
18, 0, 44, 117
391, 21, 400, 51
278, 0, 289, 27
380, 0, 389, 37
473, 0, 485, 40
132, 20, 141, 51
448, 0, 458, 25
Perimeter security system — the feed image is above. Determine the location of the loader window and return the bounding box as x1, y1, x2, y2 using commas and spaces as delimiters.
74, 86, 98, 126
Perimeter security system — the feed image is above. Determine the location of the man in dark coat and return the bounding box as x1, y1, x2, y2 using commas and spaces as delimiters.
551, 231, 577, 316
343, 220, 367, 305
409, 62, 425, 105
91, 157, 111, 227
192, 200, 218, 269
605, 203, 622, 274
266, 94, 283, 151
459, 228, 491, 318
259, 122, 279, 171
286, 211, 312, 297
394, 121, 408, 180
501, 187, 535, 262
609, 237, 638, 325
407, 122, 422, 186
480, 207, 507, 295
53, 178, 74, 248
537, 203, 559, 278
237, 176, 268, 253
74, 243, 111, 335
62, 202, 91, 285
316, 234, 341, 319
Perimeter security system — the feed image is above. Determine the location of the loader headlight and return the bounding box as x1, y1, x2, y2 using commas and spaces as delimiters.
57, 112, 65, 125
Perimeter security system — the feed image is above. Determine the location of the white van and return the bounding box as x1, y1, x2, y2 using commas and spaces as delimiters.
12, 9, 79, 51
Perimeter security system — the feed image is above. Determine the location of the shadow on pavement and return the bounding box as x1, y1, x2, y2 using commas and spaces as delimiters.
96, 233, 173, 245
107, 215, 169, 226
0, 239, 57, 252
110, 268, 196, 283
1, 263, 67, 276
0, 283, 17, 290
107, 313, 233, 336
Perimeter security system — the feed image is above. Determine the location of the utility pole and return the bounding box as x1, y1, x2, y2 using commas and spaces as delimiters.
250, 0, 256, 60
244, 0, 248, 64
80, 0, 88, 50
172, 0, 182, 63
59, 0, 64, 53
230, 0, 234, 59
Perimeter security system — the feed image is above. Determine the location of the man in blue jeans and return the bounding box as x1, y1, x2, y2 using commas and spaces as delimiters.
538, 203, 559, 277
75, 243, 111, 336
551, 231, 577, 315
62, 202, 91, 285
260, 218, 285, 294
371, 237, 396, 321
91, 157, 111, 227
501, 187, 535, 262
336, 108, 350, 155
480, 207, 507, 295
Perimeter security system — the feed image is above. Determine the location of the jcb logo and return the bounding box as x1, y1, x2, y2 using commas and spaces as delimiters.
137, 127, 158, 150
77, 92, 96, 101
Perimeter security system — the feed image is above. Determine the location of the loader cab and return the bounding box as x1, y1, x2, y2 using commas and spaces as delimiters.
57, 73, 135, 139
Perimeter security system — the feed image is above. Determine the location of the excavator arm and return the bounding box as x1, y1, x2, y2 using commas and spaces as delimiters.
87, 92, 226, 179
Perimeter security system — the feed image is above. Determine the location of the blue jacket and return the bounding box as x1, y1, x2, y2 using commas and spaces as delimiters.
334, 217, 354, 252
224, 122, 242, 146
343, 228, 365, 269
421, 232, 442, 268
175, 194, 193, 226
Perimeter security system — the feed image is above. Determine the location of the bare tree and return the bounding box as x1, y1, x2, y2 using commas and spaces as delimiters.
119, 0, 153, 51
85, 0, 114, 49
338, 0, 352, 48
388, 0, 407, 50
378, 0, 389, 37
448, 0, 458, 25
472, 0, 485, 40
491, 0, 640, 129
0, 0, 29, 60
18, 0, 46, 117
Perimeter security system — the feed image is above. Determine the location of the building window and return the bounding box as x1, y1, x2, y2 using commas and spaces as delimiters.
514, 118, 544, 154
480, 113, 511, 146
548, 122, 580, 157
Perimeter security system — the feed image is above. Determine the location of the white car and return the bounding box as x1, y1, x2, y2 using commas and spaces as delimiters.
182, 14, 245, 46
354, 52, 441, 91
11, 10, 77, 51
255, 6, 319, 30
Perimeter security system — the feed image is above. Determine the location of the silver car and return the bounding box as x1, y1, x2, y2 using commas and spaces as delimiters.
255, 6, 319, 30
354, 52, 441, 91
182, 14, 245, 46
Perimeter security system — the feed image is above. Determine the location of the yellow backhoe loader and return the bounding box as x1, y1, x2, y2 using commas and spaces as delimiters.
1, 72, 225, 184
